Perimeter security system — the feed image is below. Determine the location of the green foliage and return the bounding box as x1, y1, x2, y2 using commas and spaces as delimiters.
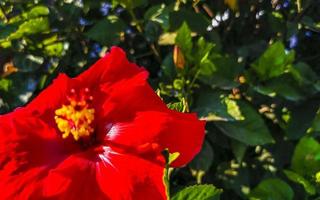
215, 101, 274, 146
85, 16, 125, 45
251, 41, 295, 80
291, 137, 320, 177
1, 0, 320, 199
190, 140, 214, 172
284, 170, 316, 195
175, 22, 192, 58
172, 185, 222, 200
249, 178, 294, 200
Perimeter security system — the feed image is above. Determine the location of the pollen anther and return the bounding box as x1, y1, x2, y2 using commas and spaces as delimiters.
54, 88, 95, 141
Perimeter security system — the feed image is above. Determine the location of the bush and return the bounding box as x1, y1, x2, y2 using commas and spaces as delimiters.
1, 0, 320, 199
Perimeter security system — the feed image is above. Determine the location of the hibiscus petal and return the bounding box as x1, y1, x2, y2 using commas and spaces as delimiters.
26, 73, 71, 116
96, 147, 167, 200
25, 47, 142, 117
40, 147, 167, 200
158, 111, 206, 167
106, 111, 205, 167
0, 112, 76, 199
98, 71, 166, 122
77, 46, 144, 85
41, 154, 107, 200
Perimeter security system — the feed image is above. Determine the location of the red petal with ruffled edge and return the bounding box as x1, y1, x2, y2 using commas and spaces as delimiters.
96, 147, 167, 200
76, 47, 144, 86
105, 110, 205, 167
26, 73, 71, 116
0, 111, 75, 199
0, 46, 205, 199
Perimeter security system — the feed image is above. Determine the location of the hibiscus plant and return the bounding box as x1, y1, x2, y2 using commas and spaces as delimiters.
1, 0, 320, 200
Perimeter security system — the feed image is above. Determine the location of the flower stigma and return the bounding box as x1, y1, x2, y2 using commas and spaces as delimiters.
55, 88, 95, 141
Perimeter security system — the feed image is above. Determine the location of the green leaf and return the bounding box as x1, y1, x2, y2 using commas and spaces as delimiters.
44, 42, 64, 57
224, 98, 244, 120
112, 0, 147, 9
195, 37, 215, 64
251, 41, 295, 80
198, 55, 243, 89
301, 16, 320, 32
254, 74, 305, 101
231, 140, 247, 163
311, 111, 320, 133
169, 9, 210, 33
291, 137, 320, 177
172, 185, 222, 200
85, 16, 125, 45
175, 22, 192, 57
215, 101, 274, 146
144, 4, 172, 30
167, 101, 184, 112
190, 140, 214, 172
0, 23, 18, 40
267, 12, 285, 34
22, 6, 49, 19
249, 178, 294, 200
8, 17, 50, 40
289, 62, 319, 86
193, 89, 240, 121
283, 170, 316, 195
144, 21, 161, 43
0, 79, 12, 92
286, 99, 320, 139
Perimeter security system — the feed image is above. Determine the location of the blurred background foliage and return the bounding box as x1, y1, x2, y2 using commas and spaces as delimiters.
1, 0, 320, 199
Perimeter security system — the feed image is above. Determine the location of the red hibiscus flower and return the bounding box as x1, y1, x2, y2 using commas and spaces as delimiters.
0, 47, 205, 200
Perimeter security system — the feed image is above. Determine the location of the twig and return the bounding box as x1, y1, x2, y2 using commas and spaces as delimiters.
128, 9, 162, 63
296, 0, 302, 13
0, 5, 8, 22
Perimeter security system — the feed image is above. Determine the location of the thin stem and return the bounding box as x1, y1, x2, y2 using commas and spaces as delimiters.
0, 5, 8, 22
128, 9, 162, 63
189, 68, 201, 90
296, 0, 302, 13
129, 9, 143, 33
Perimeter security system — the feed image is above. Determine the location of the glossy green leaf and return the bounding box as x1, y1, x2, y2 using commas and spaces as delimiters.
254, 74, 305, 101
290, 62, 319, 86
0, 79, 12, 92
172, 185, 222, 200
144, 4, 171, 30
286, 99, 320, 139
7, 17, 49, 40
85, 16, 125, 45
22, 6, 49, 19
291, 137, 320, 177
193, 89, 240, 121
284, 170, 316, 195
251, 41, 294, 80
175, 22, 192, 57
169, 9, 210, 33
215, 101, 274, 146
249, 178, 294, 200
44, 42, 64, 57
198, 55, 243, 89
231, 140, 247, 163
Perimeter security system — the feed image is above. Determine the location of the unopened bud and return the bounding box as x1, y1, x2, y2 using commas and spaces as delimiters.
173, 45, 185, 69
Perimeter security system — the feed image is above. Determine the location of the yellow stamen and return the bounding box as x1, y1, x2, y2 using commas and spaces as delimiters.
54, 89, 95, 141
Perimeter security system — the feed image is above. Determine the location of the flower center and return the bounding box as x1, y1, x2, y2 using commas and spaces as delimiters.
54, 88, 95, 141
